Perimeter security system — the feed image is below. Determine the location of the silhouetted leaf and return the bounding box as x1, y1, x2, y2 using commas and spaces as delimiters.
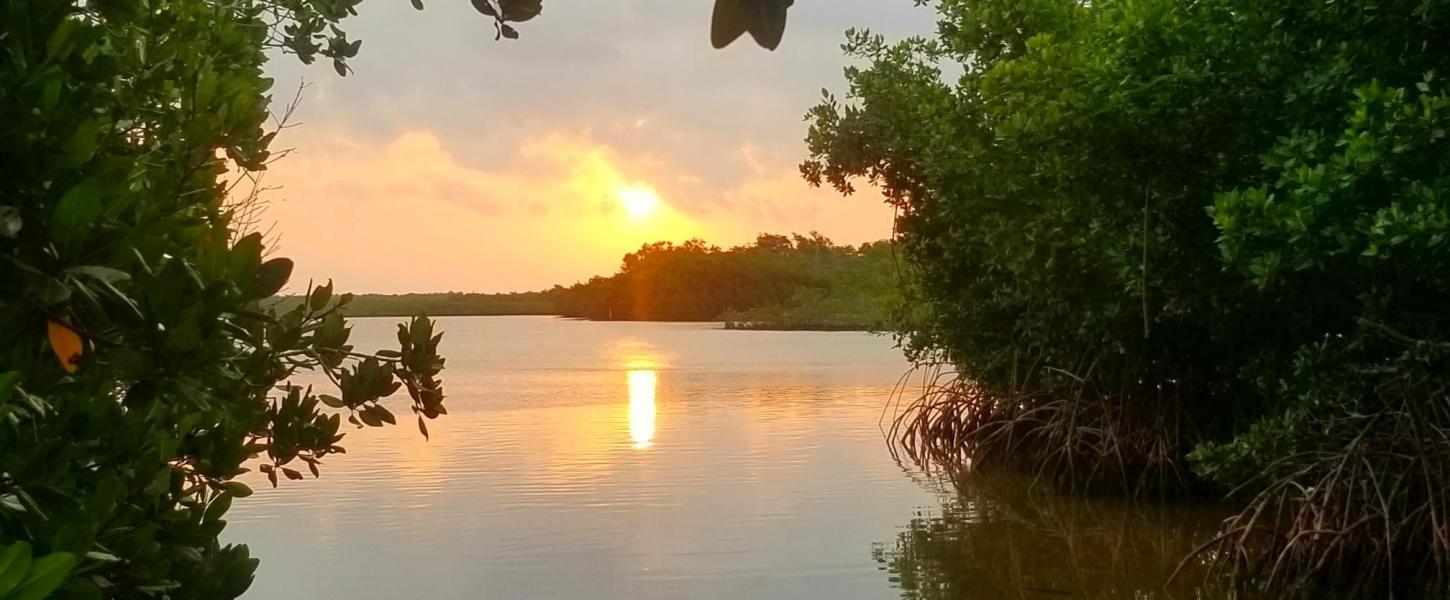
711, 0, 792, 50
747, 0, 791, 50
221, 481, 253, 498
500, 0, 542, 22
309, 281, 333, 311
710, 0, 749, 49
251, 258, 293, 299
204, 494, 232, 524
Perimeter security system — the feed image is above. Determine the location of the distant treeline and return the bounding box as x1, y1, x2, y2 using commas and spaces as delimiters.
554, 233, 899, 329
271, 291, 556, 317
277, 233, 901, 330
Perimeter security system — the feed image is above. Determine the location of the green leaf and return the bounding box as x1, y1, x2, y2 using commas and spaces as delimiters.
0, 205, 20, 238
35, 278, 70, 305
195, 68, 217, 108
65, 265, 130, 285
39, 78, 61, 112
0, 372, 19, 402
10, 552, 77, 600
65, 118, 101, 167
45, 18, 80, 60
83, 551, 120, 563
410, 0, 424, 9
51, 180, 104, 245
0, 542, 33, 596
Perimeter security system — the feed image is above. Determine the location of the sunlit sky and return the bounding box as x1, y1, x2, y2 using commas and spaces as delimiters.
258, 1, 935, 293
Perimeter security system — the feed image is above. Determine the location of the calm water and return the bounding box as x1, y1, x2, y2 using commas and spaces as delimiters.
227, 316, 1222, 599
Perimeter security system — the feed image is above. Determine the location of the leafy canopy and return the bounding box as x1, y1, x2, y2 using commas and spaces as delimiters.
804, 0, 1450, 591
0, 1, 445, 597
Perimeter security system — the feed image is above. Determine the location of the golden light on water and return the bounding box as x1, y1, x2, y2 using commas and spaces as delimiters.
616, 186, 662, 220
628, 370, 657, 449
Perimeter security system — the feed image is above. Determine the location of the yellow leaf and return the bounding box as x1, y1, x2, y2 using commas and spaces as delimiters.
47, 319, 83, 373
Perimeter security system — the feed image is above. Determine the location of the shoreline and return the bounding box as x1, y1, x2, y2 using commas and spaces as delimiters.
335, 312, 880, 332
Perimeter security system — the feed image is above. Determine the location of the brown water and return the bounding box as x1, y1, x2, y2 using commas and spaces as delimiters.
226, 316, 1224, 599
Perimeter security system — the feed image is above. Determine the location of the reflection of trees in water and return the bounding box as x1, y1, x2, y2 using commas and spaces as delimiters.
875, 472, 1232, 599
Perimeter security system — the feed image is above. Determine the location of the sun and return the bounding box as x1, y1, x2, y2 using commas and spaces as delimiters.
616, 186, 661, 220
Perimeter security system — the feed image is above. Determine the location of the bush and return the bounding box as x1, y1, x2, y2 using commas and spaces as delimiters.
805, 0, 1450, 591
0, 1, 446, 596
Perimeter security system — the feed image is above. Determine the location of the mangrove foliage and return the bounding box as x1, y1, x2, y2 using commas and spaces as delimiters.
806, 0, 1450, 594
0, 1, 449, 596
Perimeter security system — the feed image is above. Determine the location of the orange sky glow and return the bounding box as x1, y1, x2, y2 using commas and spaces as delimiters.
254, 1, 933, 294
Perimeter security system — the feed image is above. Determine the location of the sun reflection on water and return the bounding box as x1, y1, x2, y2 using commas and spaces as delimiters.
628, 370, 657, 449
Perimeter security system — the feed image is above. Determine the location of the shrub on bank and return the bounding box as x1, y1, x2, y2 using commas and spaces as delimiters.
0, 2, 445, 596
804, 0, 1450, 592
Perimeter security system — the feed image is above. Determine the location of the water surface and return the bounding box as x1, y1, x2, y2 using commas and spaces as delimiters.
228, 316, 1220, 599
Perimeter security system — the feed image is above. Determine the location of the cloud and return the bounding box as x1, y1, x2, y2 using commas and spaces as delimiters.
257, 126, 707, 292
255, 0, 932, 291
272, 127, 674, 217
